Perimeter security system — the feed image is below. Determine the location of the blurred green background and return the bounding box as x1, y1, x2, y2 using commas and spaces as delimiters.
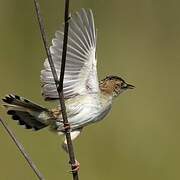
0, 0, 180, 179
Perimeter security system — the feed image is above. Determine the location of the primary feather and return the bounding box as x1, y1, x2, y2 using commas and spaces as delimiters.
41, 9, 99, 100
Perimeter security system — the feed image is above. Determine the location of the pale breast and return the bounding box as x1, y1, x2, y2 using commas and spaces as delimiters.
56, 94, 112, 131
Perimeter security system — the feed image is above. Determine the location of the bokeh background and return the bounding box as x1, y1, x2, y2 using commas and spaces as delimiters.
0, 0, 180, 179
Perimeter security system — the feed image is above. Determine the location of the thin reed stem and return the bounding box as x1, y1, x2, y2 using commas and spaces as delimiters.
0, 118, 44, 180
33, 0, 79, 179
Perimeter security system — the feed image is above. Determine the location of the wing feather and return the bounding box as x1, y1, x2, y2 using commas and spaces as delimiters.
41, 9, 99, 100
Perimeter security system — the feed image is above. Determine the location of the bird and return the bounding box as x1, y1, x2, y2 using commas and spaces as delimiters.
2, 9, 134, 155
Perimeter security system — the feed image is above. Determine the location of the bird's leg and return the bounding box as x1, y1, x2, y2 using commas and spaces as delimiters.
61, 129, 82, 172
63, 122, 71, 131
61, 129, 82, 152
56, 121, 71, 132
71, 159, 80, 172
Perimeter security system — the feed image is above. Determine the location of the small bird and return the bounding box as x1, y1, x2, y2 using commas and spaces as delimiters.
2, 9, 134, 153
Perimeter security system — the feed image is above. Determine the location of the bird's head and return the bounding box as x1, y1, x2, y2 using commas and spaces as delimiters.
99, 75, 135, 98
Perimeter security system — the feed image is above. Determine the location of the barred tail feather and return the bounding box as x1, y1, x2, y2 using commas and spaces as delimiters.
2, 94, 50, 130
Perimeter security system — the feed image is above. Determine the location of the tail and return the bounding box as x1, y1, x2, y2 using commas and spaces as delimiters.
2, 94, 51, 130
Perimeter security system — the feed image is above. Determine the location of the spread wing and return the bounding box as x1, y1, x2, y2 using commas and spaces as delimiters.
41, 9, 99, 100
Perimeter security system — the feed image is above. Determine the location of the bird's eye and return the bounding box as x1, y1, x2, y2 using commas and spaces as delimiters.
122, 83, 127, 89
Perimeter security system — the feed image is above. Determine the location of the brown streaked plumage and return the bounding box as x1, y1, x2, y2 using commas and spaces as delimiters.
100, 75, 134, 97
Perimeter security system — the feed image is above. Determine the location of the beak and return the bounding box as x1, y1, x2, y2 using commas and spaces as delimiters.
127, 84, 135, 89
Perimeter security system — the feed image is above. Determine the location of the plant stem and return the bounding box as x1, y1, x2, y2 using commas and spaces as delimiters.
0, 118, 44, 180
33, 0, 79, 179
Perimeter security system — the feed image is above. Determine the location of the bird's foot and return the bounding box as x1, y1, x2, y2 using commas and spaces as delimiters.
69, 160, 80, 172
61, 122, 71, 132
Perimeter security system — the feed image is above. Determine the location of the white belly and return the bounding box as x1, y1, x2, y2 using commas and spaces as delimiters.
69, 103, 111, 129
56, 94, 112, 131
